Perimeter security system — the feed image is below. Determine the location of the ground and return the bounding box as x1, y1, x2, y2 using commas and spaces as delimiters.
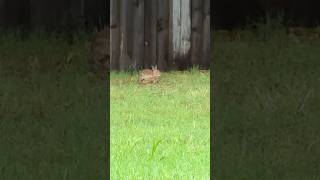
110, 70, 210, 179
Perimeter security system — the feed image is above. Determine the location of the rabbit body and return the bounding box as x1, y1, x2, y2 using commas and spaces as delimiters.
139, 66, 161, 84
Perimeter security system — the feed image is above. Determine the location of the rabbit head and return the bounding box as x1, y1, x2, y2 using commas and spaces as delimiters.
151, 65, 161, 77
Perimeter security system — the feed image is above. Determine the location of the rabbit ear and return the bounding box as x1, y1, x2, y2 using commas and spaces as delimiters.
152, 65, 157, 70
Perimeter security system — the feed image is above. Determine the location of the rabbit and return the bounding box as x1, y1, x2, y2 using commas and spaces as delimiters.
138, 66, 161, 84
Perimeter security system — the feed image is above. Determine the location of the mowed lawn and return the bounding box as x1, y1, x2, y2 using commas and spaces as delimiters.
110, 70, 210, 179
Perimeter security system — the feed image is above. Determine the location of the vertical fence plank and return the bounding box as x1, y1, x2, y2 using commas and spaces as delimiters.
170, 0, 191, 69
110, 0, 120, 70
143, 0, 151, 68
180, 0, 191, 59
167, 0, 174, 70
126, 0, 135, 68
150, 0, 158, 67
168, 0, 180, 70
132, 0, 144, 69
144, 0, 157, 68
191, 0, 203, 66
156, 0, 169, 70
119, 0, 131, 70
201, 0, 210, 69
170, 0, 181, 61
110, 0, 118, 69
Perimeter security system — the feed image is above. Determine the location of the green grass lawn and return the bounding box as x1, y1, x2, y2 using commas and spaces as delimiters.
3, 20, 320, 180
110, 70, 210, 179
0, 31, 107, 180
213, 24, 320, 179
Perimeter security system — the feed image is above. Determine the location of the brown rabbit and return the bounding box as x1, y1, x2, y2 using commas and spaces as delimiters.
139, 66, 161, 84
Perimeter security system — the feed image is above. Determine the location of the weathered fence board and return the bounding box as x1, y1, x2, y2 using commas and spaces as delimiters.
177, 0, 191, 57
132, 0, 144, 69
110, 0, 210, 71
156, 0, 169, 70
110, 0, 120, 69
201, 0, 211, 68
119, 0, 130, 70
191, 0, 203, 66
144, 0, 157, 70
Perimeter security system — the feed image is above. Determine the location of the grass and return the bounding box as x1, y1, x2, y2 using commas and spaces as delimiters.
0, 31, 107, 179
3, 19, 320, 180
213, 23, 320, 179
110, 70, 210, 179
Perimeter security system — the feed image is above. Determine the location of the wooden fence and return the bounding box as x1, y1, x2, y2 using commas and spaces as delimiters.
0, 0, 109, 31
110, 0, 210, 71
